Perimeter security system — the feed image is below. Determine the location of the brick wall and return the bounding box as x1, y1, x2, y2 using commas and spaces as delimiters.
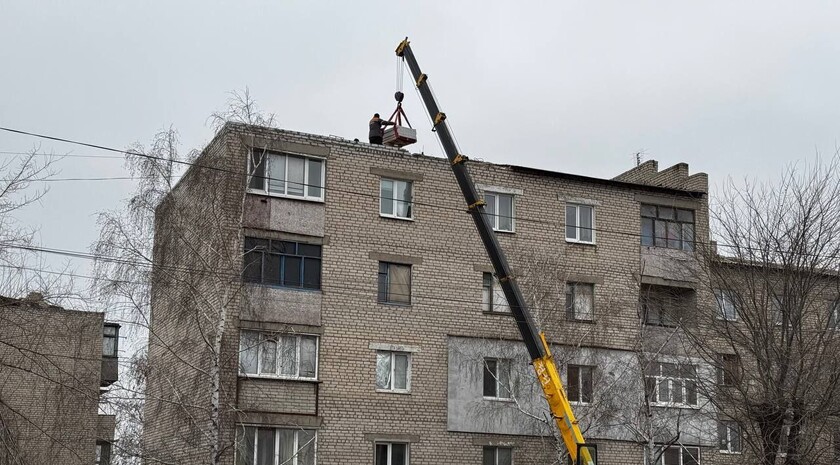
147, 123, 832, 465
0, 296, 104, 464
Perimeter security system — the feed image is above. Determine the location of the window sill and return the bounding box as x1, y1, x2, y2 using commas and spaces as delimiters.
246, 189, 325, 204
493, 228, 515, 234
650, 403, 700, 410
380, 214, 415, 222
375, 389, 411, 395
378, 301, 412, 308
566, 318, 596, 324
238, 374, 320, 383
483, 397, 515, 403
482, 311, 513, 316
244, 283, 323, 293
569, 401, 592, 406
566, 239, 596, 246
719, 451, 742, 455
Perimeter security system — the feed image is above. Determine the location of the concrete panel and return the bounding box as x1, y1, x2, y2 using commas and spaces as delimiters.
640, 246, 700, 283
269, 197, 325, 236
243, 195, 271, 229
447, 337, 717, 444
242, 284, 322, 326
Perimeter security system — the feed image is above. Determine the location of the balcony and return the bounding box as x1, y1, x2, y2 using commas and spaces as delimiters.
101, 323, 120, 387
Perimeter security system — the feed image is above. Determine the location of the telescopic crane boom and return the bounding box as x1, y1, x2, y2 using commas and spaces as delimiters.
395, 38, 597, 465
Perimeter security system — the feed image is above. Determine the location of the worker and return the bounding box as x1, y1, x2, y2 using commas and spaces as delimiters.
369, 113, 395, 145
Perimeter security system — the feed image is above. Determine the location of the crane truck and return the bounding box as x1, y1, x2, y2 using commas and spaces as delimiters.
394, 38, 598, 465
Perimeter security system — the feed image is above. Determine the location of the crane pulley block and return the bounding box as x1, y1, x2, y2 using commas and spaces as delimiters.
384, 92, 417, 148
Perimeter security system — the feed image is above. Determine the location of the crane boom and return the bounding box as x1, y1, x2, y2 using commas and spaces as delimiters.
395, 38, 597, 465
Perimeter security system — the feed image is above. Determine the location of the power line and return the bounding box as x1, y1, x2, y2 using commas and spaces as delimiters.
2, 125, 839, 260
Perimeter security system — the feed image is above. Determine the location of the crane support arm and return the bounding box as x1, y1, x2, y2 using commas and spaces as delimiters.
395, 38, 596, 465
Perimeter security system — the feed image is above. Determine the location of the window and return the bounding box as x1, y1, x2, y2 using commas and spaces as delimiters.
770, 294, 786, 326
483, 358, 512, 400
482, 273, 510, 313
102, 324, 119, 358
640, 204, 695, 251
567, 365, 594, 404
654, 446, 699, 465
644, 362, 698, 407
95, 441, 111, 465
715, 290, 738, 321
483, 446, 512, 465
718, 421, 741, 453
239, 331, 319, 381
236, 426, 316, 465
716, 354, 740, 386
375, 351, 411, 392
565, 204, 595, 244
484, 192, 515, 232
380, 178, 413, 219
375, 442, 408, 465
641, 285, 692, 327
378, 262, 411, 304
566, 283, 594, 321
248, 150, 324, 201
830, 300, 840, 329
243, 238, 322, 290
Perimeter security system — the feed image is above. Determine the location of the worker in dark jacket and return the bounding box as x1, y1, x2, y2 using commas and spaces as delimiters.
369, 113, 395, 145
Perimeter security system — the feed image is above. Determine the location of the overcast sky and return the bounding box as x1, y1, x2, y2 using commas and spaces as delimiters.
2, 1, 840, 293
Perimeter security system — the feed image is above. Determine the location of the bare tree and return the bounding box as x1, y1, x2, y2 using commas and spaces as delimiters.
686, 154, 840, 464
92, 90, 290, 465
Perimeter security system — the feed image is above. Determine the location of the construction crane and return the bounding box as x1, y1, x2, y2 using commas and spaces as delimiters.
395, 38, 598, 465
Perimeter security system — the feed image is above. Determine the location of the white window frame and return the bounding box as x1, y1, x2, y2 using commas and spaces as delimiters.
482, 272, 510, 313
375, 351, 412, 393
483, 446, 513, 465
379, 178, 414, 220
566, 282, 595, 322
719, 421, 742, 454
565, 204, 596, 244
237, 425, 317, 465
238, 330, 320, 381
483, 358, 512, 401
374, 442, 410, 465
247, 150, 326, 202
650, 445, 700, 465
484, 191, 516, 233
645, 362, 699, 408
566, 364, 594, 405
829, 299, 840, 329
714, 289, 738, 321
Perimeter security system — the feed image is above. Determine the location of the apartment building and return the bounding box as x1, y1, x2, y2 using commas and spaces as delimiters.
0, 292, 119, 465
142, 122, 763, 465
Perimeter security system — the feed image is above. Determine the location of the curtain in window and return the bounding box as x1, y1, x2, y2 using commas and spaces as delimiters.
276, 429, 295, 465
299, 336, 317, 378
396, 181, 412, 217
574, 284, 594, 320
298, 430, 316, 465
579, 205, 593, 242
259, 337, 277, 374
256, 428, 274, 465
389, 264, 411, 304
268, 154, 286, 194
239, 332, 259, 374
287, 156, 305, 196
393, 353, 408, 390
376, 352, 391, 389
279, 336, 297, 376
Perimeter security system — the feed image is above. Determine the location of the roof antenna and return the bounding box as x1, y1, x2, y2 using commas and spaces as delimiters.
634, 150, 646, 167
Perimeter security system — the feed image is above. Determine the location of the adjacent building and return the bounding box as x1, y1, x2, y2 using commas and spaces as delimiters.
142, 122, 791, 465
0, 292, 119, 465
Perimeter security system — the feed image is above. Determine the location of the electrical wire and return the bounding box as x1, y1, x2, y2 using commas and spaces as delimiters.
2, 127, 839, 258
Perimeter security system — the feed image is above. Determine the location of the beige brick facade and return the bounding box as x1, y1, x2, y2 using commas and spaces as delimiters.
143, 123, 776, 465
0, 294, 116, 465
